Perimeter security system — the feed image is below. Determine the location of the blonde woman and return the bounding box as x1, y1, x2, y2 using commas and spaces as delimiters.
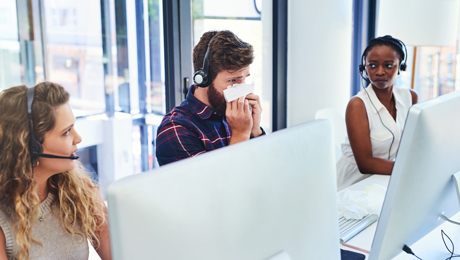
0, 82, 111, 260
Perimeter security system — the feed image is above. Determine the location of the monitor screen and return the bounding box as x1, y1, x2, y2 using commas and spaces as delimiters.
369, 90, 460, 260
107, 119, 340, 260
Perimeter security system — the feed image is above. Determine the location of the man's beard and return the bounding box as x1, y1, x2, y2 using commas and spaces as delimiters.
207, 83, 227, 115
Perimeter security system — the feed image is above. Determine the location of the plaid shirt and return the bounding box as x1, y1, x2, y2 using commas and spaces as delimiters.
155, 85, 232, 166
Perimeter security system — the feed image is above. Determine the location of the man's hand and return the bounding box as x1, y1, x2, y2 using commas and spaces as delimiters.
226, 96, 253, 145
245, 93, 263, 137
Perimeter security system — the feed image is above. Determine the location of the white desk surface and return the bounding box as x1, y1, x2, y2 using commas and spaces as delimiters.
341, 175, 460, 259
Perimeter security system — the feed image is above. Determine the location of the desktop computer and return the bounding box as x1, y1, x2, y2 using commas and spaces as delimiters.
107, 119, 340, 260
368, 90, 460, 260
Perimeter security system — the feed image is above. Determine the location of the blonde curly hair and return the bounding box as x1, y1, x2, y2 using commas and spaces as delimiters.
0, 82, 106, 260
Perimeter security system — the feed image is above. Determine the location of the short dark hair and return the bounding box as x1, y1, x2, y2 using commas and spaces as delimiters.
362, 35, 406, 65
192, 30, 254, 85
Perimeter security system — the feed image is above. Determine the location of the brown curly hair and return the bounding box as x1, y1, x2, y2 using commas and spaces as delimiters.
0, 82, 106, 260
193, 30, 254, 86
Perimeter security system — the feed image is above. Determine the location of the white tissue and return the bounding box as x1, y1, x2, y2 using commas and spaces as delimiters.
223, 83, 255, 102
338, 184, 387, 220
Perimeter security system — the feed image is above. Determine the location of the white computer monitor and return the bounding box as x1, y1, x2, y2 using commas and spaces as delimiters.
107, 119, 341, 260
369, 90, 460, 260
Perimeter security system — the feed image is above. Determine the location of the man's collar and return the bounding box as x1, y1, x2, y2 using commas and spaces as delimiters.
186, 85, 217, 119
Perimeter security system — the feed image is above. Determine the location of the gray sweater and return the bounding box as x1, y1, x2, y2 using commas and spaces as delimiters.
0, 193, 89, 260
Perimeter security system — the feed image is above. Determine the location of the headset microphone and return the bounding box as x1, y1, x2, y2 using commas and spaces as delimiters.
36, 153, 79, 160
27, 87, 79, 163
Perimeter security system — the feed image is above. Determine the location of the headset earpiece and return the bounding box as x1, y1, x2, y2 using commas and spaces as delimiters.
193, 33, 217, 87
358, 46, 370, 83
27, 87, 42, 163
400, 63, 407, 71
359, 63, 370, 82
383, 35, 408, 72
193, 70, 208, 87
398, 38, 407, 72
29, 133, 42, 163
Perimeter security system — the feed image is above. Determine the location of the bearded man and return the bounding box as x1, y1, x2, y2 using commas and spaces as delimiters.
155, 30, 264, 166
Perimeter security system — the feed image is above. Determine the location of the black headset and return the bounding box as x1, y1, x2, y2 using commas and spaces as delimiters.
27, 87, 79, 163
193, 33, 217, 87
358, 35, 408, 82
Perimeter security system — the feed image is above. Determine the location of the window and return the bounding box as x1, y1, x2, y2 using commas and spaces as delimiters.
147, 0, 166, 115
43, 0, 105, 116
191, 0, 271, 131
395, 45, 458, 102
0, 0, 21, 91
377, 0, 460, 102
130, 0, 166, 172
415, 46, 456, 100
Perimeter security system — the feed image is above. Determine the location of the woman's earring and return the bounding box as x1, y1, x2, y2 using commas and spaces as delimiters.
33, 161, 39, 167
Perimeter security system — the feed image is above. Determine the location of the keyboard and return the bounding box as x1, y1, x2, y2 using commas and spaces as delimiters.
339, 214, 378, 243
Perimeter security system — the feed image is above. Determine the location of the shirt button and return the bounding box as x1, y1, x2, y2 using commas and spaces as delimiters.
39, 217, 43, 222
213, 112, 217, 115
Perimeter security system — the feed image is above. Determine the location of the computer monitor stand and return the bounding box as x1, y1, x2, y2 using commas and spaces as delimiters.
453, 171, 460, 219
439, 171, 460, 226
265, 251, 292, 260
414, 171, 460, 259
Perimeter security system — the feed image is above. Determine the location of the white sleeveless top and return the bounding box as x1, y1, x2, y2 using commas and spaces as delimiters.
336, 85, 412, 190
0, 193, 89, 260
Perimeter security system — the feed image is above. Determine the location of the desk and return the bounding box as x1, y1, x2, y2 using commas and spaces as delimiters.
342, 175, 460, 259
339, 175, 389, 258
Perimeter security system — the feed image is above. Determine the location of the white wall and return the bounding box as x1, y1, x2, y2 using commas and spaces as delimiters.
287, 0, 352, 127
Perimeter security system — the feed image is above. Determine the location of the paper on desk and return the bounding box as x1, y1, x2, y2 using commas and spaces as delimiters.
223, 82, 255, 102
366, 183, 387, 215
338, 184, 387, 220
